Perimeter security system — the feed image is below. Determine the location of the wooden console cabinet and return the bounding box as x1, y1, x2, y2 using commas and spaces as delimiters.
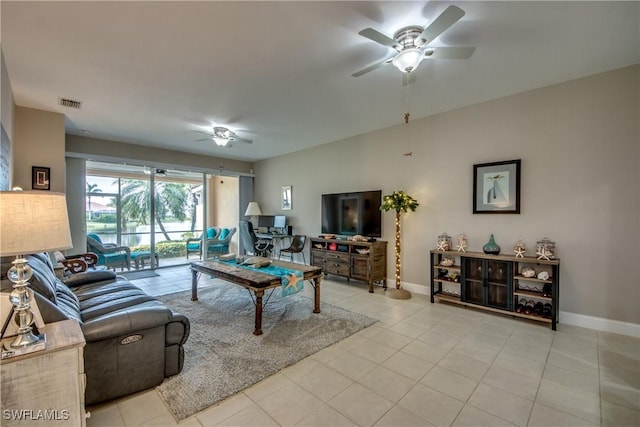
311, 237, 387, 292
1, 320, 87, 426
430, 250, 560, 330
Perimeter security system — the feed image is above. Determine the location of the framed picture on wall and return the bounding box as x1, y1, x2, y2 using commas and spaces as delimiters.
281, 185, 292, 210
473, 159, 521, 214
32, 166, 50, 191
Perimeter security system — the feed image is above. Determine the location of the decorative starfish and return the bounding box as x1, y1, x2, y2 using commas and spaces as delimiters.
436, 240, 448, 251
456, 235, 468, 253
284, 273, 302, 291
514, 247, 526, 258
536, 248, 551, 261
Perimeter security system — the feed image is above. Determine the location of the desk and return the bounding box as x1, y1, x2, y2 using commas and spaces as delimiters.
190, 259, 322, 335
255, 233, 290, 257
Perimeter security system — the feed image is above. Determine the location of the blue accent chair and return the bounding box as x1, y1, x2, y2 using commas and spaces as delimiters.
185, 228, 219, 259
86, 233, 131, 271
204, 227, 236, 257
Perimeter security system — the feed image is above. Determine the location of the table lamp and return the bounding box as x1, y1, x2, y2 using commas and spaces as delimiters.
244, 202, 262, 227
0, 190, 72, 349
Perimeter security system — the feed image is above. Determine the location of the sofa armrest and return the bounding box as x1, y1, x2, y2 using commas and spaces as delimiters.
63, 270, 117, 288
166, 312, 190, 346
81, 303, 177, 343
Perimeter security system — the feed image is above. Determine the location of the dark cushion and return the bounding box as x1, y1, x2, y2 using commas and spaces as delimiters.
26, 253, 59, 304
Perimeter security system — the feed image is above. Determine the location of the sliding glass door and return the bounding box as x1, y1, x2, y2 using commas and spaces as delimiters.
86, 162, 205, 270
151, 170, 203, 267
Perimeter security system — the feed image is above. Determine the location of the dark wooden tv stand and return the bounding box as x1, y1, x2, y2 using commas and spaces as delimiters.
310, 237, 387, 292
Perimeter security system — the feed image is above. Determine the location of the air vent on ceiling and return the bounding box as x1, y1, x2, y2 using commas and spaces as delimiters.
58, 97, 82, 109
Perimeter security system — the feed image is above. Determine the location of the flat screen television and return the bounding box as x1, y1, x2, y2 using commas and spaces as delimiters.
321, 190, 382, 237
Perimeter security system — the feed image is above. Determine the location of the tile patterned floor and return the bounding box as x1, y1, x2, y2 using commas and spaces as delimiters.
87, 266, 640, 426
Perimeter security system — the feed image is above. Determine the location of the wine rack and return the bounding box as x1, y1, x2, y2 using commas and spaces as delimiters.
430, 250, 560, 330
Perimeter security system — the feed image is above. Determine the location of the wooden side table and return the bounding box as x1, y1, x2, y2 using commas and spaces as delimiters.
1, 320, 87, 426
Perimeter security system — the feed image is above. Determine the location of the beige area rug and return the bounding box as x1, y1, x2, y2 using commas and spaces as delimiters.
156, 282, 377, 421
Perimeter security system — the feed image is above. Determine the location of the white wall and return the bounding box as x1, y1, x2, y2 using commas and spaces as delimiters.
254, 65, 640, 325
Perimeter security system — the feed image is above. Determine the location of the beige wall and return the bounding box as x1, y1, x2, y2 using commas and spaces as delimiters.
65, 157, 86, 254
66, 134, 254, 176
1, 50, 14, 143
13, 107, 66, 192
254, 65, 640, 325
1, 50, 15, 189
209, 175, 239, 254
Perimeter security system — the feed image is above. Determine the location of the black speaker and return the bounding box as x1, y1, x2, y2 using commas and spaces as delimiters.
286, 225, 293, 236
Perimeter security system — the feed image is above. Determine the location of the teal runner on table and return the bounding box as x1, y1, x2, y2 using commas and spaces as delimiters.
220, 259, 304, 297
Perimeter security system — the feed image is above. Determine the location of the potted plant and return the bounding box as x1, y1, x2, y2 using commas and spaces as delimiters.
380, 190, 419, 299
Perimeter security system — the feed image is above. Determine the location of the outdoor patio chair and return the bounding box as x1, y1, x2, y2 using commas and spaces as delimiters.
86, 233, 131, 271
203, 227, 236, 257
186, 227, 219, 259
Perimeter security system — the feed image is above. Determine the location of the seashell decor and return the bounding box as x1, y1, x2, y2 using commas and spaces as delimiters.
440, 257, 455, 267
521, 266, 536, 278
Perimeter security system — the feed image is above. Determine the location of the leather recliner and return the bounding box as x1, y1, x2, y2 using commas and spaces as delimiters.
20, 253, 190, 405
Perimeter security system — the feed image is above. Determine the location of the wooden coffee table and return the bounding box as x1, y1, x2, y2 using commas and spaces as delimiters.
190, 259, 323, 335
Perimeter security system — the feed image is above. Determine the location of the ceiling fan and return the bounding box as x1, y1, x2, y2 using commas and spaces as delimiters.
193, 127, 253, 147
353, 5, 475, 80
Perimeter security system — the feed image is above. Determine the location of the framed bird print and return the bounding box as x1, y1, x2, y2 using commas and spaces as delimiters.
473, 159, 521, 214
281, 185, 292, 210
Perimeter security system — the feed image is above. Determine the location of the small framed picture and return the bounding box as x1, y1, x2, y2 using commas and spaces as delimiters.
32, 166, 50, 191
473, 159, 521, 214
281, 185, 292, 210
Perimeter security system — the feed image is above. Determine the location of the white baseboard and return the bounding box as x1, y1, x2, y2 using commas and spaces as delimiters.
559, 311, 640, 338
399, 281, 429, 296
394, 280, 640, 338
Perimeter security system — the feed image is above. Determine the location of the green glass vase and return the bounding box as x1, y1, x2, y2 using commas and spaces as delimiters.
483, 234, 501, 255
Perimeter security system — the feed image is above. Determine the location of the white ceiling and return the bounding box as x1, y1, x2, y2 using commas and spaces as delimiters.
2, 1, 638, 162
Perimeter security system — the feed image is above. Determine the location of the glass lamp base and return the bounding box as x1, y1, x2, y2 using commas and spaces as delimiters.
2, 333, 46, 359
10, 330, 44, 348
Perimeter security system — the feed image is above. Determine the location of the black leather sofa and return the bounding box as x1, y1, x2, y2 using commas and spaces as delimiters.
19, 253, 190, 405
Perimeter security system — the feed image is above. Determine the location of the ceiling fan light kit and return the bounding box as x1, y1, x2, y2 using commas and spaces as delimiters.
392, 48, 423, 73
353, 5, 473, 78
193, 126, 253, 147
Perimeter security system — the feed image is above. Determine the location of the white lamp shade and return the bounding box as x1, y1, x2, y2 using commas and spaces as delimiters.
0, 191, 73, 256
244, 202, 262, 216
392, 48, 424, 73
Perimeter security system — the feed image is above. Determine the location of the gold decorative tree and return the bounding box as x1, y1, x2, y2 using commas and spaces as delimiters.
380, 191, 419, 299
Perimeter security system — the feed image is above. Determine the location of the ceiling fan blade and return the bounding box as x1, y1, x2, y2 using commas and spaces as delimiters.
195, 138, 213, 142
230, 136, 253, 144
402, 72, 416, 86
191, 130, 213, 136
358, 28, 397, 48
424, 46, 475, 59
352, 55, 395, 77
418, 5, 465, 45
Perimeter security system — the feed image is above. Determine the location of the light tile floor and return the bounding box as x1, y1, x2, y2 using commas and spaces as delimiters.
87, 266, 640, 427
